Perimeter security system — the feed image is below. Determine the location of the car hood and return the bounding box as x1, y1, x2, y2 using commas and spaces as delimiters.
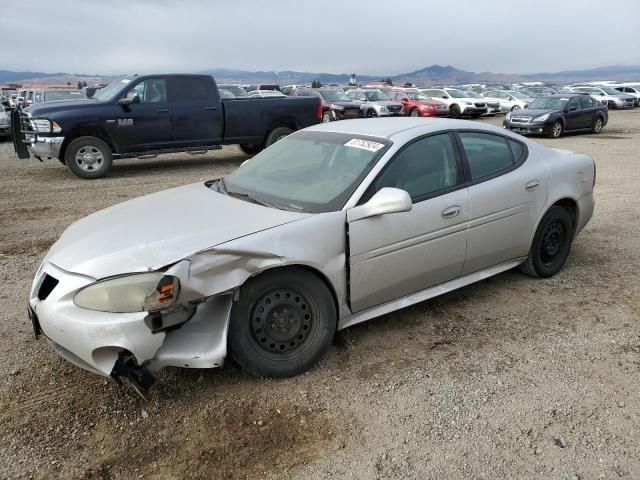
45, 182, 310, 279
510, 108, 558, 118
330, 101, 361, 109
25, 99, 104, 116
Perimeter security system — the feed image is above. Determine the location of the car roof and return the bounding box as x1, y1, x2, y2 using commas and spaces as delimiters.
305, 118, 510, 140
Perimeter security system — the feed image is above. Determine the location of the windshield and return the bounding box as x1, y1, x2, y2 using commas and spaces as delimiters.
446, 89, 469, 98
320, 90, 351, 102
220, 85, 248, 97
45, 90, 85, 102
364, 91, 391, 101
601, 87, 621, 95
220, 131, 390, 213
463, 91, 482, 98
408, 93, 431, 101
528, 97, 569, 110
509, 91, 533, 101
92, 79, 132, 101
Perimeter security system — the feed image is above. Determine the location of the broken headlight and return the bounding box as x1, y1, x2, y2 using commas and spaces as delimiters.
73, 273, 180, 313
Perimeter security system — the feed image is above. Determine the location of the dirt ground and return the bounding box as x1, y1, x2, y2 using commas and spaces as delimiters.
1, 110, 639, 480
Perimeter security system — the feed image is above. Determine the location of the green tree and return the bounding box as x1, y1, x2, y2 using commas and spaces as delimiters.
311, 80, 322, 88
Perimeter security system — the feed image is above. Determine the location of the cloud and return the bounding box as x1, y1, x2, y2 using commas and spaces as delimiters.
1, 0, 639, 76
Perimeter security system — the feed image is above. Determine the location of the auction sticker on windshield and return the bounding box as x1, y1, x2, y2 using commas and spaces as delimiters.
345, 139, 385, 152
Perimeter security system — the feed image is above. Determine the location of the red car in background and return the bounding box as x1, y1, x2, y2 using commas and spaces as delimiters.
386, 90, 449, 117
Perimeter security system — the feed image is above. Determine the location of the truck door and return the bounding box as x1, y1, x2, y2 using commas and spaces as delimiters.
115, 78, 175, 152
168, 76, 223, 147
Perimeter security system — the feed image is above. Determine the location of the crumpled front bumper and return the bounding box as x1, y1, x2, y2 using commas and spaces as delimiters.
29, 261, 234, 377
27, 135, 65, 159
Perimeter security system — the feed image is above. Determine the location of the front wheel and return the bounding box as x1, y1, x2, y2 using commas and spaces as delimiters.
322, 111, 332, 123
548, 120, 563, 139
449, 104, 461, 118
64, 136, 113, 179
228, 269, 337, 377
367, 109, 377, 118
409, 108, 420, 117
519, 206, 574, 278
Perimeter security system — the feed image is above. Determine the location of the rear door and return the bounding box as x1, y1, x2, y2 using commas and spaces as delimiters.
459, 131, 548, 274
579, 95, 597, 128
348, 132, 469, 312
168, 76, 223, 147
115, 78, 175, 152
563, 97, 585, 130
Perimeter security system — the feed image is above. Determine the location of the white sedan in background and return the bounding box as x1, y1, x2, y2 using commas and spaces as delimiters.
482, 90, 534, 112
28, 118, 595, 395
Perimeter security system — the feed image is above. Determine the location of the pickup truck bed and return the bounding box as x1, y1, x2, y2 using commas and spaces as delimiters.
13, 74, 321, 179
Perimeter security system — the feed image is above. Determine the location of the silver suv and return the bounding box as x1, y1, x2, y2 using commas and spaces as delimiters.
345, 89, 404, 117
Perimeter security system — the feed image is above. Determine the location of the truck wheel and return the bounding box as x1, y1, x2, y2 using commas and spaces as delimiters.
64, 136, 113, 179
265, 127, 293, 147
228, 268, 337, 377
239, 144, 263, 155
449, 104, 461, 118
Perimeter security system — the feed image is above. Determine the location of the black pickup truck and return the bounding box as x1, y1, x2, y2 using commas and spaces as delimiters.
13, 74, 321, 178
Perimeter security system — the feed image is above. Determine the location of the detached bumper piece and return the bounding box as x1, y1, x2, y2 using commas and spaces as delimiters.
111, 352, 156, 401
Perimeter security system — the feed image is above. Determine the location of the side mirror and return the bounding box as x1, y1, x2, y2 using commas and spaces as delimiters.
118, 93, 140, 106
441, 95, 448, 99
599, 93, 605, 96
347, 187, 412, 222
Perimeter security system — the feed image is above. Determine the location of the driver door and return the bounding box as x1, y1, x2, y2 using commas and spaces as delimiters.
115, 78, 175, 152
348, 133, 469, 312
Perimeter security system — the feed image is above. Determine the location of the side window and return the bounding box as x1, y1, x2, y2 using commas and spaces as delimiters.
580, 95, 595, 109
568, 97, 581, 110
459, 132, 515, 180
126, 79, 167, 103
508, 139, 526, 163
171, 78, 209, 102
373, 134, 459, 202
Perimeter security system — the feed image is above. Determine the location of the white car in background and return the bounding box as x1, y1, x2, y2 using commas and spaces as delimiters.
0, 105, 10, 138
420, 87, 488, 118
613, 85, 640, 106
571, 86, 635, 109
248, 90, 287, 98
482, 90, 534, 112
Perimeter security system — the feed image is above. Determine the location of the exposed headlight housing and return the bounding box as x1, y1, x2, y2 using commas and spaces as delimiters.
533, 113, 550, 122
74, 273, 180, 313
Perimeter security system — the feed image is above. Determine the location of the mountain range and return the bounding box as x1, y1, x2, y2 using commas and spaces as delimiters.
2, 64, 640, 87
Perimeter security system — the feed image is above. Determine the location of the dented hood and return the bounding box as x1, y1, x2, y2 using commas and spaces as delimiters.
45, 182, 310, 278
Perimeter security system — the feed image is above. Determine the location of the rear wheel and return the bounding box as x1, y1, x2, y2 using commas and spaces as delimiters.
548, 120, 563, 139
265, 127, 293, 147
449, 104, 461, 118
239, 144, 263, 155
519, 206, 574, 278
591, 117, 604, 134
64, 136, 113, 179
228, 269, 337, 377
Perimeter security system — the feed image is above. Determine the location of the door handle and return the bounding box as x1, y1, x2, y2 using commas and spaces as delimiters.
204, 106, 218, 110
441, 205, 461, 219
525, 179, 540, 191
156, 108, 169, 113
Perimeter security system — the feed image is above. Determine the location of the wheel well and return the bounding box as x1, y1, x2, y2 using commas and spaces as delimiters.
267, 116, 298, 134
246, 265, 340, 328
552, 198, 578, 231
59, 127, 115, 161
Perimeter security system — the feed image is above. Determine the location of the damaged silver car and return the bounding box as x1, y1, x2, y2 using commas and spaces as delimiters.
28, 118, 595, 394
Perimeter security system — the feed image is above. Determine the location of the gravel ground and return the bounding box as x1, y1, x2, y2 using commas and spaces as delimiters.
0, 111, 639, 480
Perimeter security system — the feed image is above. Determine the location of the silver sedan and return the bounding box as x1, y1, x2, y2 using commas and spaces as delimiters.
28, 118, 595, 394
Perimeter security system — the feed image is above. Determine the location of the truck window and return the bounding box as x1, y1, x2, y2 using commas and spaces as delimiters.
171, 77, 209, 102
126, 79, 167, 103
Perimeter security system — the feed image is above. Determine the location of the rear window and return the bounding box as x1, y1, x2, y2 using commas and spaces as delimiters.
459, 132, 516, 180
172, 77, 209, 101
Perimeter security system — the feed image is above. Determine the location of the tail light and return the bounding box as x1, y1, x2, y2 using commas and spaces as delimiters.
316, 102, 323, 120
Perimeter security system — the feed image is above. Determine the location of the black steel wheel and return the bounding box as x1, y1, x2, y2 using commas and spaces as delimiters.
519, 206, 574, 278
228, 268, 336, 377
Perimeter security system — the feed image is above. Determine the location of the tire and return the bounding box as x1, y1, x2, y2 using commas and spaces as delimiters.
547, 120, 563, 139
64, 136, 113, 179
519, 206, 574, 278
239, 144, 263, 155
228, 268, 337, 378
591, 116, 604, 134
367, 109, 377, 118
322, 111, 332, 123
409, 108, 420, 117
449, 104, 461, 118
265, 127, 293, 147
